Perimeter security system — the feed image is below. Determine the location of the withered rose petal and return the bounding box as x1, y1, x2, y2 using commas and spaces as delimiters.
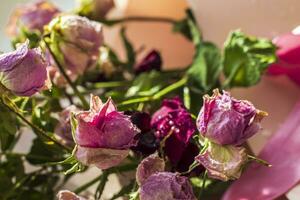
140, 172, 196, 200
75, 146, 129, 170
197, 89, 266, 146
196, 142, 248, 181
0, 41, 49, 96
57, 190, 86, 200
135, 50, 162, 74
136, 154, 165, 185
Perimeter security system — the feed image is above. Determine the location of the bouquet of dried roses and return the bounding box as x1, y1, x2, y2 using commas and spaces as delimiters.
1, 0, 286, 200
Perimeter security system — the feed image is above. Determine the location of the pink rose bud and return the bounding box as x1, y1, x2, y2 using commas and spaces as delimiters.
57, 190, 86, 200
47, 15, 103, 75
136, 154, 165, 186
151, 97, 196, 165
77, 0, 115, 20
55, 106, 80, 146
140, 172, 196, 200
0, 41, 50, 96
75, 94, 140, 169
135, 50, 162, 74
7, 0, 60, 37
197, 89, 267, 146
268, 27, 300, 86
196, 142, 248, 181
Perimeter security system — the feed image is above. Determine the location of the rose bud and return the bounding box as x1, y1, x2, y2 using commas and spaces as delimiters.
75, 94, 140, 169
268, 26, 300, 86
197, 89, 267, 146
151, 97, 196, 165
135, 50, 162, 74
55, 106, 79, 147
0, 41, 50, 96
196, 142, 248, 181
7, 0, 59, 38
136, 154, 165, 186
47, 15, 103, 75
57, 190, 86, 200
140, 172, 196, 200
77, 0, 115, 20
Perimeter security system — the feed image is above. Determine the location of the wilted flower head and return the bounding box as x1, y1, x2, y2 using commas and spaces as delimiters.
135, 50, 162, 74
151, 97, 196, 164
57, 190, 86, 200
0, 41, 50, 96
7, 0, 59, 37
136, 154, 165, 186
196, 142, 248, 181
197, 89, 267, 146
140, 172, 196, 200
47, 15, 103, 75
77, 0, 115, 20
268, 26, 300, 86
75, 94, 140, 169
55, 106, 79, 146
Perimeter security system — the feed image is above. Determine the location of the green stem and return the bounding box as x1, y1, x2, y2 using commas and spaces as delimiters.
0, 98, 70, 152
95, 170, 109, 200
119, 76, 188, 106
92, 81, 130, 89
74, 174, 102, 194
248, 155, 272, 167
199, 170, 208, 199
43, 39, 89, 109
98, 16, 177, 26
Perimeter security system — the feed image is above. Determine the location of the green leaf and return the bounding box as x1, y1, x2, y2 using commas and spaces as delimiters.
223, 30, 277, 88
125, 71, 168, 98
0, 102, 18, 151
120, 27, 135, 69
187, 42, 222, 91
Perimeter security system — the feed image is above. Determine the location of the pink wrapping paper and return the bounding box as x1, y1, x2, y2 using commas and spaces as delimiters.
223, 100, 300, 200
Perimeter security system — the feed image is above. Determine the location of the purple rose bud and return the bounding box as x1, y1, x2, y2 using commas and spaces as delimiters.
57, 190, 86, 200
135, 50, 162, 74
75, 94, 140, 169
197, 89, 267, 146
136, 154, 165, 186
7, 0, 60, 37
47, 15, 103, 75
55, 106, 79, 147
0, 41, 50, 96
77, 0, 115, 20
140, 172, 196, 200
196, 142, 248, 181
151, 97, 196, 164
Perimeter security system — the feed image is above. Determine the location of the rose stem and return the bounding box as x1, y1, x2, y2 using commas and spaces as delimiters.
98, 16, 177, 26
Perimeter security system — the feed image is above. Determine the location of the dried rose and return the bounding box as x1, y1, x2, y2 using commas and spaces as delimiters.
57, 190, 86, 200
77, 0, 115, 20
7, 0, 60, 38
135, 50, 162, 74
136, 154, 165, 186
196, 142, 248, 181
151, 97, 196, 164
75, 94, 140, 169
268, 27, 300, 86
0, 41, 50, 96
55, 106, 79, 146
140, 172, 196, 200
47, 15, 103, 75
197, 89, 267, 146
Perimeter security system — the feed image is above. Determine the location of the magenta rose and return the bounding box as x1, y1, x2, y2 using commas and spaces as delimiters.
197, 89, 267, 146
75, 94, 140, 169
7, 0, 59, 37
139, 172, 196, 200
0, 41, 50, 96
136, 154, 165, 186
151, 97, 196, 165
268, 28, 300, 86
135, 50, 162, 74
77, 0, 115, 20
47, 15, 103, 75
